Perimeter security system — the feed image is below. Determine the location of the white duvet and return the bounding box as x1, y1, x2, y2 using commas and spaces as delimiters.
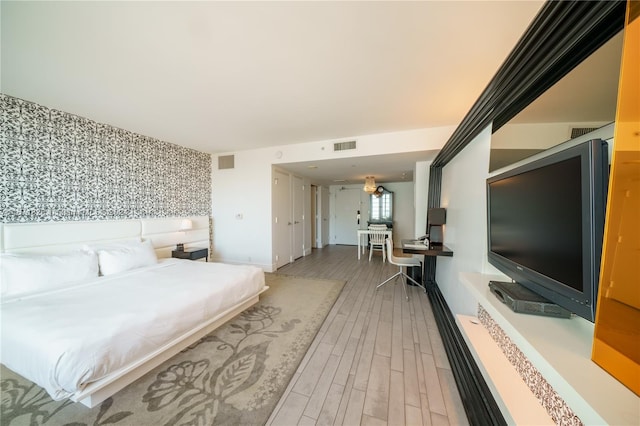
0, 259, 265, 401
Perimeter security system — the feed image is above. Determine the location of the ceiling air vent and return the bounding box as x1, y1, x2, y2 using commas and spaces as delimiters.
333, 140, 357, 151
218, 155, 235, 169
570, 127, 599, 139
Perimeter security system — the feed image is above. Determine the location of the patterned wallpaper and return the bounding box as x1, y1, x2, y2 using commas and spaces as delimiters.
0, 94, 211, 223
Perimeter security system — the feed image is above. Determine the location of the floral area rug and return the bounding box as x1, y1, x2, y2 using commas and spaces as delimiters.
0, 273, 345, 426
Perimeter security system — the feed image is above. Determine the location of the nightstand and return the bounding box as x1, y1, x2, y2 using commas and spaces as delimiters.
171, 247, 208, 262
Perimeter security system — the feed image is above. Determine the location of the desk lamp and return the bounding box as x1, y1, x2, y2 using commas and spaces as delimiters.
427, 208, 446, 245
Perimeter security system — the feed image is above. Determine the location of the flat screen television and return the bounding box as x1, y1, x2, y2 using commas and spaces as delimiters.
486, 139, 609, 322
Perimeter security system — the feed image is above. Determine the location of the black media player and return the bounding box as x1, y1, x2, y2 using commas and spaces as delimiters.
488, 281, 572, 319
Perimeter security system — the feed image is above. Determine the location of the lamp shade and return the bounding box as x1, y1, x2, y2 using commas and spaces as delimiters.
363, 176, 376, 194
179, 219, 193, 231
427, 208, 446, 225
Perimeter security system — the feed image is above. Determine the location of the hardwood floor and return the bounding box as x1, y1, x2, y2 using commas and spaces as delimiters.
266, 245, 468, 426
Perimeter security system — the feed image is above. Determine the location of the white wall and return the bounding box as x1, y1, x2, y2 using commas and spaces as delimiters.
492, 122, 615, 174
211, 126, 455, 270
270, 126, 456, 165
414, 160, 431, 237
436, 121, 617, 316
303, 176, 312, 256
318, 185, 330, 248
435, 125, 504, 316
436, 123, 635, 425
491, 121, 611, 150
380, 181, 414, 246
211, 149, 274, 269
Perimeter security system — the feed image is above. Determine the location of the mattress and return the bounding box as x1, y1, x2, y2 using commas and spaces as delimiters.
0, 258, 265, 401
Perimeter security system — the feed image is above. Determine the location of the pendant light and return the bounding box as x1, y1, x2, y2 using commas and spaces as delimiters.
363, 176, 376, 194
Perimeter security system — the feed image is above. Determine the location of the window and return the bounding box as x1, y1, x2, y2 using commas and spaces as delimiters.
370, 189, 393, 221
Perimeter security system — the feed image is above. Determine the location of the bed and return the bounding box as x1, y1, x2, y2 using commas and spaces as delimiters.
0, 217, 267, 408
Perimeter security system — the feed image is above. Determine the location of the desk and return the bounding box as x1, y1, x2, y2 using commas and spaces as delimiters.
357, 229, 392, 260
401, 240, 453, 257
401, 240, 453, 286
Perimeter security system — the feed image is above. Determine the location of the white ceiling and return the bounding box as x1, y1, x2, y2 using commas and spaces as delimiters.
5, 1, 620, 187
275, 149, 442, 186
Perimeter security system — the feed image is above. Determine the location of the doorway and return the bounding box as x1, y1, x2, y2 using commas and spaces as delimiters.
333, 186, 367, 245
292, 175, 304, 260
273, 170, 291, 269
311, 185, 330, 248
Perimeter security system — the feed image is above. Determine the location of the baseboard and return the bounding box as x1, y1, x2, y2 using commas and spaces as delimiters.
209, 256, 275, 272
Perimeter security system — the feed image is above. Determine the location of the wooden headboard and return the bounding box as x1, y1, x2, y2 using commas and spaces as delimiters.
0, 216, 209, 258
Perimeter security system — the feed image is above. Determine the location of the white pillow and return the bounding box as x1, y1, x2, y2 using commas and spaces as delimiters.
95, 240, 158, 276
1, 251, 99, 298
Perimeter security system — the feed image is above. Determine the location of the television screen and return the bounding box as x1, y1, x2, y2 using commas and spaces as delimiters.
486, 139, 608, 322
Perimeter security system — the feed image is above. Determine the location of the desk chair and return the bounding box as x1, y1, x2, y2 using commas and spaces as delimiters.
368, 226, 387, 262
377, 239, 422, 300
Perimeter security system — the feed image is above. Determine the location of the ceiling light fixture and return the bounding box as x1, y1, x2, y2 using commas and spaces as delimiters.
363, 176, 376, 194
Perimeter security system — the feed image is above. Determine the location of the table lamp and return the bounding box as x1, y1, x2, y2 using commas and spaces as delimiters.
427, 208, 446, 244
176, 219, 193, 251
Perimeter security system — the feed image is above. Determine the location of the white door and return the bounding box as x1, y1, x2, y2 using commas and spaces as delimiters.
273, 170, 291, 268
320, 187, 330, 247
311, 185, 317, 248
292, 176, 304, 259
334, 187, 365, 245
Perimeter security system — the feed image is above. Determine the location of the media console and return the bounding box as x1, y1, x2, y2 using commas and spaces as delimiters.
458, 272, 638, 425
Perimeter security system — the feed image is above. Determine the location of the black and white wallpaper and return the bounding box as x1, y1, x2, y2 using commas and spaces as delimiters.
0, 94, 211, 223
